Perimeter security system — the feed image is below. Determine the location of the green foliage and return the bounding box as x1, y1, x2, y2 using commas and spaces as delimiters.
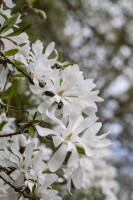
6, 23, 31, 37
77, 146, 85, 155
28, 0, 39, 6
5, 49, 19, 56
7, 79, 18, 104
0, 13, 20, 33
0, 121, 7, 131
28, 126, 35, 138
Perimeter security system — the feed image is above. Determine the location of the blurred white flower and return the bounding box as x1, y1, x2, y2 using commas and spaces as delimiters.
90, 159, 119, 200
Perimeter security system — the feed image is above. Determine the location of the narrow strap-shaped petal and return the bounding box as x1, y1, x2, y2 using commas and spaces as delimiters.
36, 125, 56, 137
48, 143, 67, 172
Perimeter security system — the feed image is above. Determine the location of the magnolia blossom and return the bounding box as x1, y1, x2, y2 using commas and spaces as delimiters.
0, 0, 118, 198
30, 65, 103, 118
26, 40, 57, 83
0, 143, 43, 186
36, 111, 110, 172
27, 173, 61, 200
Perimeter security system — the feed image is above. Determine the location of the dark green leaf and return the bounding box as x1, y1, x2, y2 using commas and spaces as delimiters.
28, 126, 35, 138
5, 49, 19, 57
33, 111, 37, 120
7, 79, 18, 104
14, 60, 28, 75
13, 73, 25, 78
63, 63, 75, 68
77, 147, 85, 155
0, 121, 7, 131
32, 184, 36, 194
6, 23, 31, 37
28, 0, 38, 5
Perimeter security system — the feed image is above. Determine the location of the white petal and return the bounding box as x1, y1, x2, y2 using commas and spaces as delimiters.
24, 143, 33, 161
32, 40, 43, 56
67, 175, 72, 194
46, 109, 66, 130
52, 136, 64, 147
43, 174, 58, 189
72, 165, 83, 189
30, 85, 44, 94
38, 99, 54, 114
36, 125, 56, 137
48, 143, 67, 172
45, 42, 55, 57
4, 0, 15, 8
10, 169, 21, 180
74, 115, 98, 135
31, 151, 42, 165
68, 148, 78, 168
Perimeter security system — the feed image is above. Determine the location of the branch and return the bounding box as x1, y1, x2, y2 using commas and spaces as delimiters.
0, 122, 31, 138
0, 89, 9, 94
0, 132, 23, 137
0, 174, 35, 199
0, 51, 34, 84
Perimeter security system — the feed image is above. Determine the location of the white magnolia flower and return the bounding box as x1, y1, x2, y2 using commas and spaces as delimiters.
31, 65, 103, 118
27, 40, 57, 83
35, 174, 62, 200
0, 143, 43, 187
26, 173, 61, 200
36, 112, 110, 172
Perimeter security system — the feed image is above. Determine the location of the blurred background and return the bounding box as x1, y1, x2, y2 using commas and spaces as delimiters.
13, 0, 133, 199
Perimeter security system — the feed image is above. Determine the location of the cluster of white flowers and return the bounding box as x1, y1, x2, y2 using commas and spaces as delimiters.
0, 0, 119, 199
81, 150, 119, 200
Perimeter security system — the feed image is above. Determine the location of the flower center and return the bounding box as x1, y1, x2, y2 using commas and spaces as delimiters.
65, 133, 72, 141
58, 90, 64, 96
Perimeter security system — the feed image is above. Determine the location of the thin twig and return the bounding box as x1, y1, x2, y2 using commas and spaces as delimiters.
0, 174, 33, 199
0, 132, 23, 137
0, 122, 31, 138
0, 51, 34, 84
